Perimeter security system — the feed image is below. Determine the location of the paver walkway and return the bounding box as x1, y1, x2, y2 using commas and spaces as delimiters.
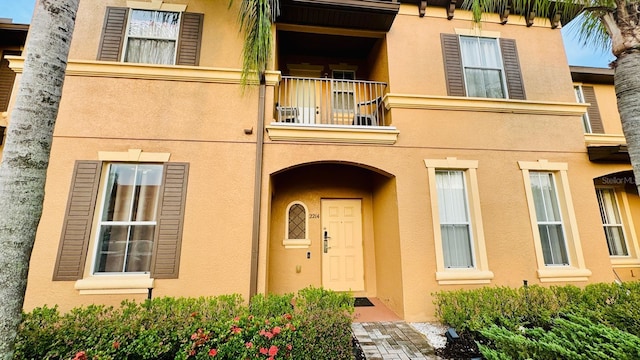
352, 321, 442, 360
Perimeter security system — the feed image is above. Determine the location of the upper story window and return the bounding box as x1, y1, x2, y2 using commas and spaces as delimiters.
574, 85, 592, 133
441, 33, 525, 100
573, 84, 604, 134
459, 36, 507, 99
124, 10, 180, 65
98, 7, 203, 66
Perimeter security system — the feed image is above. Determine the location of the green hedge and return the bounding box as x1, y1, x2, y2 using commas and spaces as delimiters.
15, 287, 354, 360
433, 282, 640, 360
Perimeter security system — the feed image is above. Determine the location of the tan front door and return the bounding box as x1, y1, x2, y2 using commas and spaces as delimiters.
321, 199, 364, 292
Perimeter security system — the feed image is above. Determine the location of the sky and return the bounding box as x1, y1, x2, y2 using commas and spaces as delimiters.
0, 0, 616, 68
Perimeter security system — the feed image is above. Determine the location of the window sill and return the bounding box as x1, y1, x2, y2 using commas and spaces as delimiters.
435, 270, 494, 285
611, 257, 640, 267
537, 267, 592, 283
75, 275, 154, 295
283, 238, 311, 249
266, 123, 399, 145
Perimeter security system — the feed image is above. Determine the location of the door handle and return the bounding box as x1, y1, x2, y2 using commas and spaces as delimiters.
323, 229, 331, 253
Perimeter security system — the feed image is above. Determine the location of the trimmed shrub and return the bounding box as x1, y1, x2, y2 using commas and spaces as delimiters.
15, 288, 354, 360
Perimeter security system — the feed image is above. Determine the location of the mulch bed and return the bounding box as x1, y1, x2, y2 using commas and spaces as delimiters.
435, 331, 483, 360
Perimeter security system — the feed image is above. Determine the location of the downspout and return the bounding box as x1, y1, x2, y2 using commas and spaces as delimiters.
250, 72, 266, 297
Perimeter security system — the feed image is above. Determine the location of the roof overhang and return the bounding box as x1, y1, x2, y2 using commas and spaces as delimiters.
571, 66, 614, 84
587, 144, 630, 163
277, 0, 400, 31
0, 22, 29, 48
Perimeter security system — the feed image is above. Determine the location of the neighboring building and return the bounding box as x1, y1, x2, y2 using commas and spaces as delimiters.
0, 18, 28, 150
5, 0, 638, 321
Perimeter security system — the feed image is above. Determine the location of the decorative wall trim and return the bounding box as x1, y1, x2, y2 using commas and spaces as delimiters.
126, 0, 187, 11
7, 57, 281, 86
266, 124, 399, 144
75, 275, 154, 295
584, 133, 627, 146
384, 93, 587, 116
98, 149, 170, 162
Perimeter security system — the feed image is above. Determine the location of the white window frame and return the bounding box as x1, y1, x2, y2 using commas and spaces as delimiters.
425, 157, 493, 284
596, 187, 629, 257
459, 35, 509, 99
574, 85, 592, 133
519, 160, 591, 282
331, 70, 356, 113
283, 201, 311, 249
91, 163, 162, 275
121, 9, 181, 65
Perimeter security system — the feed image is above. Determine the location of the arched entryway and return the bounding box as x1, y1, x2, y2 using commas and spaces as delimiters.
266, 161, 403, 307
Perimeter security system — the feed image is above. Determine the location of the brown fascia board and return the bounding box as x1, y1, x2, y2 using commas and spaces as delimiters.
570, 66, 614, 85
0, 23, 29, 48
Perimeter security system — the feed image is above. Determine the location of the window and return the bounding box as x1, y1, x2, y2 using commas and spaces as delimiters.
98, 7, 203, 66
574, 85, 592, 133
332, 70, 356, 112
519, 160, 591, 282
574, 85, 604, 133
441, 33, 525, 100
94, 164, 163, 273
459, 36, 507, 98
283, 201, 310, 248
53, 155, 189, 292
596, 188, 629, 256
425, 158, 493, 284
123, 10, 180, 65
529, 171, 569, 265
436, 170, 474, 268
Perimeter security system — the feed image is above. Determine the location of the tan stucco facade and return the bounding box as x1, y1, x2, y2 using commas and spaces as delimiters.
5, 0, 638, 321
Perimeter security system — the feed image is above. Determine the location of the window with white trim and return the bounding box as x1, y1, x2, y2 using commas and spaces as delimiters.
596, 188, 629, 256
519, 160, 591, 282
283, 201, 310, 248
459, 36, 507, 98
94, 163, 163, 273
574, 85, 592, 133
425, 158, 493, 284
123, 10, 181, 65
529, 171, 569, 266
436, 170, 474, 268
332, 70, 356, 112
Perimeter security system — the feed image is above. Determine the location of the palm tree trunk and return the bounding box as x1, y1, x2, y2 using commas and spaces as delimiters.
615, 50, 640, 193
0, 1, 79, 358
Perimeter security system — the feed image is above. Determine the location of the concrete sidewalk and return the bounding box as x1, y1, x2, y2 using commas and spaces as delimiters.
352, 321, 443, 360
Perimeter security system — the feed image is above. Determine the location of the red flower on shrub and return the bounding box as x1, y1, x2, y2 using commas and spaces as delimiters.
208, 349, 218, 356
286, 344, 292, 351
272, 326, 281, 335
112, 341, 120, 349
260, 347, 268, 355
73, 351, 87, 360
268, 345, 278, 356
234, 316, 240, 322
259, 329, 274, 339
246, 342, 253, 348
231, 325, 242, 334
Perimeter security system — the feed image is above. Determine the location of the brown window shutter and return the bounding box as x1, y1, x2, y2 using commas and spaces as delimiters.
53, 161, 102, 281
441, 33, 466, 97
97, 7, 129, 61
151, 163, 189, 279
0, 50, 20, 111
176, 13, 204, 66
499, 38, 526, 100
582, 86, 604, 133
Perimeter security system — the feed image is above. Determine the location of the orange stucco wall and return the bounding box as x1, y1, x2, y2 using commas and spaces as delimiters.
9, 0, 638, 321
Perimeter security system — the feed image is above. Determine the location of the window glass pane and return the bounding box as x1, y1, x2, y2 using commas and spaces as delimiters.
597, 189, 629, 256
441, 224, 474, 268
124, 39, 176, 65
436, 170, 474, 268
128, 10, 179, 38
460, 37, 482, 67
574, 86, 592, 133
530, 172, 561, 222
465, 69, 505, 98
288, 204, 306, 239
477, 37, 501, 67
96, 164, 163, 274
539, 224, 569, 265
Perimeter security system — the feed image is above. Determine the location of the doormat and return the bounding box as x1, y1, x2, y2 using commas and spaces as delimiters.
354, 297, 374, 307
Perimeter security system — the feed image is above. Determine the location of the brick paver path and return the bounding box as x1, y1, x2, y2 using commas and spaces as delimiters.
352, 322, 441, 360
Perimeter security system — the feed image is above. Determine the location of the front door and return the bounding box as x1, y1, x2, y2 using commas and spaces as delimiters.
321, 199, 364, 292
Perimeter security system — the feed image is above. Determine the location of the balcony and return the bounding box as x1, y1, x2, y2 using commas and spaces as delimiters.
268, 76, 399, 144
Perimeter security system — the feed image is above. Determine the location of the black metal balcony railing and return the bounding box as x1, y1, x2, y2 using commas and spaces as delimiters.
275, 77, 387, 127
